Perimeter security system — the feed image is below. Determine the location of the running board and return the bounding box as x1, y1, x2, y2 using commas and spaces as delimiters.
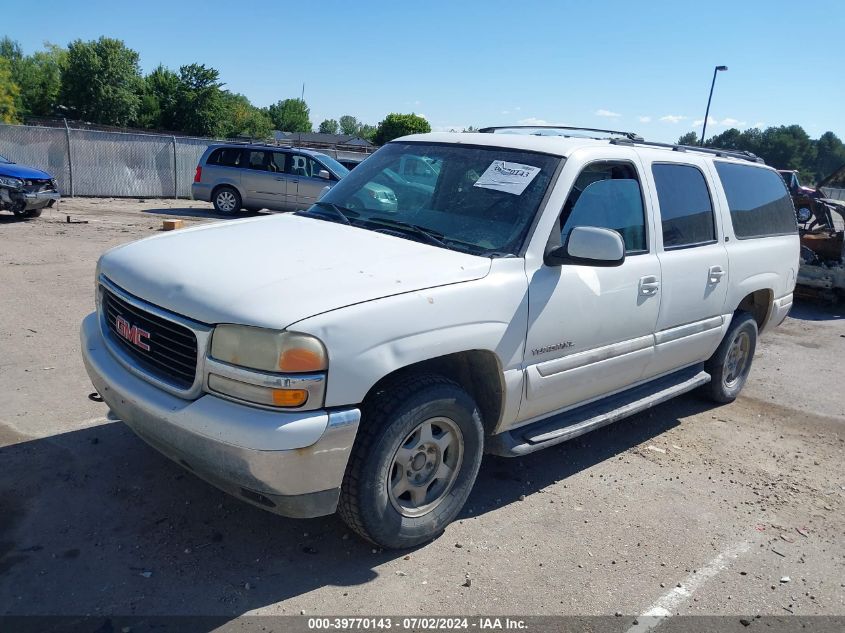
487, 366, 710, 457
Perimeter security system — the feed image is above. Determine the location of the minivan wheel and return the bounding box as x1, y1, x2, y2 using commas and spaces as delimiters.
338, 373, 484, 549
212, 187, 241, 215
703, 311, 758, 403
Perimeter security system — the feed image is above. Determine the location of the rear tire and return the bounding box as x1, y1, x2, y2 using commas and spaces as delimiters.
338, 373, 484, 549
212, 186, 241, 215
703, 311, 758, 403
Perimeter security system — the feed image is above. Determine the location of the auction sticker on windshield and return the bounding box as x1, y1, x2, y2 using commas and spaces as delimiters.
473, 160, 541, 195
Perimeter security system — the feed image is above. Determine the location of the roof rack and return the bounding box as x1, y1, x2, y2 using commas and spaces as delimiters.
610, 137, 764, 164
478, 125, 643, 141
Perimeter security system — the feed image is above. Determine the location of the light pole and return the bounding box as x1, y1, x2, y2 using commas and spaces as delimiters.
700, 65, 728, 146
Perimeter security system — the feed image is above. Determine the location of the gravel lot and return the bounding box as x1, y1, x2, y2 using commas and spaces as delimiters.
0, 199, 843, 620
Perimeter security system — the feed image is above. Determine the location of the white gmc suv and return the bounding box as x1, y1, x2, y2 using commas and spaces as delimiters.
81, 127, 799, 549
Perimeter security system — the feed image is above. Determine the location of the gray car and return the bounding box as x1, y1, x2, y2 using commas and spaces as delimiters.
192, 143, 398, 215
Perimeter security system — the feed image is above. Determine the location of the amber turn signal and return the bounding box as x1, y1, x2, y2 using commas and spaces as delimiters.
271, 388, 309, 407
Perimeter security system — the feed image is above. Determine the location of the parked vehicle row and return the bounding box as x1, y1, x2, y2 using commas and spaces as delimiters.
83, 127, 798, 549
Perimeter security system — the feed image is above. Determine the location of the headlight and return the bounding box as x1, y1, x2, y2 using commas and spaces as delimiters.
0, 175, 23, 189
210, 325, 327, 373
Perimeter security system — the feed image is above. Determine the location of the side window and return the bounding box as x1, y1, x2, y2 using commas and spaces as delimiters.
208, 147, 242, 167
714, 162, 797, 239
245, 150, 269, 171
560, 162, 647, 253
270, 152, 287, 173
288, 154, 321, 178
652, 164, 716, 249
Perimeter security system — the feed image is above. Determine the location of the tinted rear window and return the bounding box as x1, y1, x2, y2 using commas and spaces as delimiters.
652, 164, 715, 249
208, 147, 242, 167
714, 162, 796, 239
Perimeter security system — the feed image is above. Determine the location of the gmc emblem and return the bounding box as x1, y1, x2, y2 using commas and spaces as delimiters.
115, 315, 151, 352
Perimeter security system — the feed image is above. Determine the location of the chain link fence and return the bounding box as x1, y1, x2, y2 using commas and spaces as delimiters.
0, 123, 212, 198
0, 123, 374, 199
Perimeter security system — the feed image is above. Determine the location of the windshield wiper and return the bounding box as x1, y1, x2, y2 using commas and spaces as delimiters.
300, 201, 359, 225
363, 217, 446, 247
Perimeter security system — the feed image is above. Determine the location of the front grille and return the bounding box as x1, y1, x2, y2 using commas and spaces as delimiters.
102, 286, 198, 389
23, 179, 56, 193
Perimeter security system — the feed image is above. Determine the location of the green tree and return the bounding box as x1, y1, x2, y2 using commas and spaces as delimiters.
220, 92, 273, 139
135, 64, 180, 129
0, 56, 20, 123
813, 131, 845, 182
318, 118, 338, 134
12, 44, 66, 116
339, 114, 360, 135
173, 63, 225, 136
267, 98, 311, 132
676, 131, 699, 145
373, 113, 430, 145
61, 37, 142, 126
358, 123, 376, 142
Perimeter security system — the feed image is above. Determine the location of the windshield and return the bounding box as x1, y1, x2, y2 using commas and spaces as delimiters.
315, 153, 350, 178
308, 142, 559, 256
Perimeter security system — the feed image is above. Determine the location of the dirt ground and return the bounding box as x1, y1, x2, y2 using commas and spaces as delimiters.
0, 198, 843, 622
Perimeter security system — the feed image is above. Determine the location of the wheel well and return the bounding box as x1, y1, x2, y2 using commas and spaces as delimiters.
211, 183, 238, 200
737, 289, 773, 329
362, 351, 505, 436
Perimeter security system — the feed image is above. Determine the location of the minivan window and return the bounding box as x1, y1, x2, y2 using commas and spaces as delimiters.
270, 152, 287, 173
715, 162, 797, 239
652, 164, 716, 249
560, 162, 646, 253
208, 147, 242, 167
245, 150, 269, 171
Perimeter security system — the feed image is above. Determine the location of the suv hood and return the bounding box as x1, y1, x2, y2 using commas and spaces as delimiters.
99, 213, 492, 328
0, 163, 53, 180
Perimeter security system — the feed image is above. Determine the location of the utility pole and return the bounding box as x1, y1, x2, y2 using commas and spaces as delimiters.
701, 66, 728, 146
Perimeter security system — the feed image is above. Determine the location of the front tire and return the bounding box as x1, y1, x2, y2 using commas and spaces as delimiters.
338, 374, 484, 549
212, 186, 241, 215
703, 311, 758, 403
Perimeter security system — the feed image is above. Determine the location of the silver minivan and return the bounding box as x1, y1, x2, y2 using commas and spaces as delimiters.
192, 144, 355, 214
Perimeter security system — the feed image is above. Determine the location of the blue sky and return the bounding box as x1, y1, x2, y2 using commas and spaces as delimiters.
5, 0, 844, 142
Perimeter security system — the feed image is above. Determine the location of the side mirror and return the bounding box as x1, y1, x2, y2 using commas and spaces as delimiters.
545, 226, 625, 267
317, 169, 331, 180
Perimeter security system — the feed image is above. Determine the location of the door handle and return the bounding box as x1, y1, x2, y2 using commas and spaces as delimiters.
708, 266, 726, 284
639, 275, 660, 296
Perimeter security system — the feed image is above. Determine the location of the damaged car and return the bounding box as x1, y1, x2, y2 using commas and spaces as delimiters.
0, 153, 60, 219
781, 165, 845, 300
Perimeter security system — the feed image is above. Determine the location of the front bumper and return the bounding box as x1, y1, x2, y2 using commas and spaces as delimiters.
23, 189, 61, 210
80, 312, 360, 518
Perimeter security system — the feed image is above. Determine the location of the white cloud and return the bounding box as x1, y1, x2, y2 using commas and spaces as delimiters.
660, 115, 688, 124
595, 109, 621, 118
501, 110, 510, 115
638, 116, 652, 123
691, 116, 747, 128
517, 117, 549, 126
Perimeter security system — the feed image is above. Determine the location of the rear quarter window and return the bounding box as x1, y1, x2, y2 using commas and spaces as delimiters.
714, 162, 796, 239
207, 147, 242, 167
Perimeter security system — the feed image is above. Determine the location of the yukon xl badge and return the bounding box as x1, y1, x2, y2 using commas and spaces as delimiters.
532, 341, 573, 355
115, 315, 151, 352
